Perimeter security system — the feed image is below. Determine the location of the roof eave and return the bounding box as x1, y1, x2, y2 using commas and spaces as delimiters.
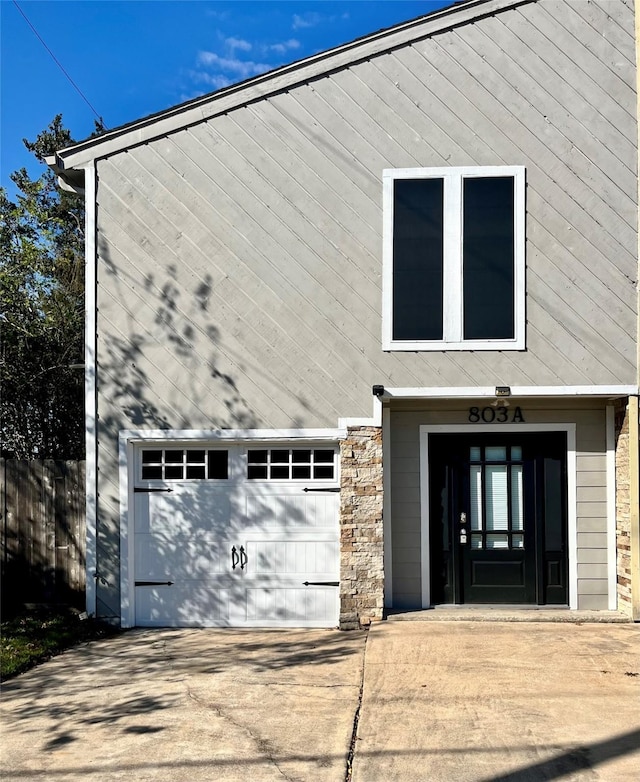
54, 0, 532, 171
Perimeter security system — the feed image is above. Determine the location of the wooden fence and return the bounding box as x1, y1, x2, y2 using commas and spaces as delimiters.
1, 459, 86, 611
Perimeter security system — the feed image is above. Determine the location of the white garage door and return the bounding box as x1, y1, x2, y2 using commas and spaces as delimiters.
132, 444, 340, 627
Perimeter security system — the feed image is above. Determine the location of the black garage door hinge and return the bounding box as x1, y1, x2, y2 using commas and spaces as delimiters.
303, 487, 340, 493
134, 487, 174, 493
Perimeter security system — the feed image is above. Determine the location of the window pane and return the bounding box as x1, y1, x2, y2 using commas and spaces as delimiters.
292, 466, 311, 479
486, 533, 510, 549
511, 446, 522, 460
164, 450, 184, 463
292, 450, 311, 463
271, 465, 289, 479
142, 450, 162, 464
314, 465, 334, 480
248, 450, 268, 464
207, 451, 228, 479
485, 466, 509, 531
186, 450, 205, 462
314, 450, 335, 463
186, 465, 206, 479
164, 465, 183, 479
248, 465, 267, 479
485, 446, 506, 462
393, 178, 444, 340
271, 450, 289, 463
470, 447, 481, 462
471, 534, 483, 549
463, 176, 515, 340
142, 465, 162, 480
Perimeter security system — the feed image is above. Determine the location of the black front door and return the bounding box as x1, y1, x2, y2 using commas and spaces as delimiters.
429, 433, 568, 605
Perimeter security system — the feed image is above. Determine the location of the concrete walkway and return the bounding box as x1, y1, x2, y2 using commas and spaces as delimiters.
353, 621, 640, 782
1, 621, 639, 781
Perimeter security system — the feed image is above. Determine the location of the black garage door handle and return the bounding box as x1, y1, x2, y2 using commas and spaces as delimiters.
135, 581, 174, 586
303, 581, 339, 586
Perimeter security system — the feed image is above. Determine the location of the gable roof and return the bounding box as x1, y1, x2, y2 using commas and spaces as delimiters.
53, 0, 532, 175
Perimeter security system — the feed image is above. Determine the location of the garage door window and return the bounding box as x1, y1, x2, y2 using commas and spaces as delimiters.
141, 449, 228, 480
247, 449, 336, 480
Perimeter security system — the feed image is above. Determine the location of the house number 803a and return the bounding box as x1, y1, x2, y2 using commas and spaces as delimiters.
468, 406, 525, 423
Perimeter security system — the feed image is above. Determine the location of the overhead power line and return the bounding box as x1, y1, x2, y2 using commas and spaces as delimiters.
12, 0, 108, 128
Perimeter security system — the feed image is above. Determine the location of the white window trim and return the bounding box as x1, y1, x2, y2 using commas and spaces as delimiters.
382, 166, 526, 351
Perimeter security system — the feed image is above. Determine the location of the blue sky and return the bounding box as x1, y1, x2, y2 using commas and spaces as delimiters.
1, 0, 449, 197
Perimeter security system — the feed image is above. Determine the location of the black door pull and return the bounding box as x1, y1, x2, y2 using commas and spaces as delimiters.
239, 546, 247, 570
231, 546, 239, 570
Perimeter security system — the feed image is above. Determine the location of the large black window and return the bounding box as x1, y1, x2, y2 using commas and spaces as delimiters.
383, 167, 525, 351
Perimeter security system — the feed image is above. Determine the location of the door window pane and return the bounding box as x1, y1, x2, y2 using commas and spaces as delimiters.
463, 176, 515, 340
392, 178, 444, 340
486, 534, 510, 549
467, 443, 525, 550
485, 466, 509, 531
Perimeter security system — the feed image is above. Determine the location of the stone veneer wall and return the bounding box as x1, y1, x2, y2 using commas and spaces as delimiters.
615, 399, 632, 615
339, 426, 384, 630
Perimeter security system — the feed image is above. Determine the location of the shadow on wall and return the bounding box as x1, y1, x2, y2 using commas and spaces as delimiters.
92, 241, 315, 621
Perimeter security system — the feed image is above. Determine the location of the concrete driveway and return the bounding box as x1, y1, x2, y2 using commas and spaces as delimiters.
0, 628, 366, 781
1, 621, 639, 782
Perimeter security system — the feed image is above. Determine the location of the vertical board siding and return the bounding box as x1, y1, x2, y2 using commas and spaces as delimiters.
1, 460, 86, 608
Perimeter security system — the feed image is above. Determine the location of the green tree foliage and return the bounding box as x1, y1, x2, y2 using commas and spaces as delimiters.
0, 115, 100, 458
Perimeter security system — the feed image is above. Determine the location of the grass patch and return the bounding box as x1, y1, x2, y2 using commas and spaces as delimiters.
1, 608, 119, 681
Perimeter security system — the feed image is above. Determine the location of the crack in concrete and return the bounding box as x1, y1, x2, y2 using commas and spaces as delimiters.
345, 627, 369, 782
186, 687, 300, 782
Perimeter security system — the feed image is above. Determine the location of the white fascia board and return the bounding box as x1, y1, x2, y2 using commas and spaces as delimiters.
119, 428, 347, 443
56, 0, 527, 170
383, 386, 638, 399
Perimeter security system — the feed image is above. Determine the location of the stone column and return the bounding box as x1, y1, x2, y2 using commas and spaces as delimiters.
615, 399, 632, 615
339, 426, 384, 630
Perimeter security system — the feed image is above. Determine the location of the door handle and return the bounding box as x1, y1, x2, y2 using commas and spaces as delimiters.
239, 546, 247, 570
460, 530, 468, 545
460, 512, 467, 525
231, 546, 239, 570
